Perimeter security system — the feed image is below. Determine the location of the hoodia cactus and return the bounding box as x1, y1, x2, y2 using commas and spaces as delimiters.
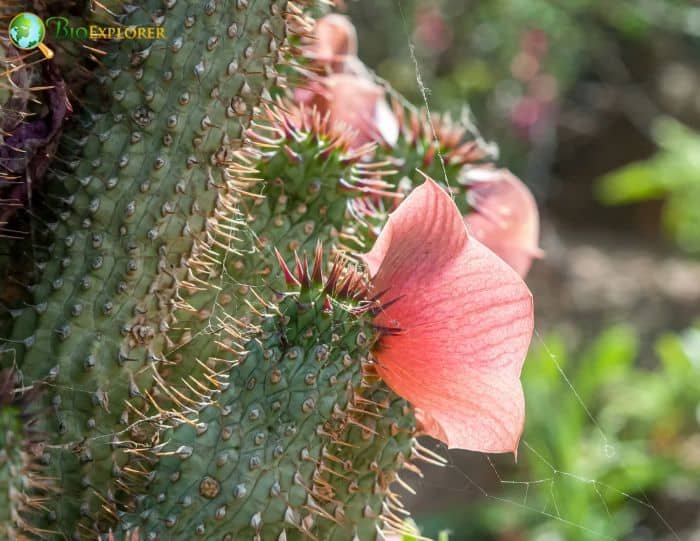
0, 2, 536, 540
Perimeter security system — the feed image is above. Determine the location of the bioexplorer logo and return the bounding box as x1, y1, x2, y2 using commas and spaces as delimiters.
46, 16, 166, 41
8, 12, 166, 59
8, 12, 53, 58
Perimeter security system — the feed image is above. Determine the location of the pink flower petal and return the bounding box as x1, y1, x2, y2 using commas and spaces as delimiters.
363, 178, 534, 454
462, 167, 542, 277
298, 74, 398, 149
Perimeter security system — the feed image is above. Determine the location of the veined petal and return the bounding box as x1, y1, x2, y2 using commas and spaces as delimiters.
364, 178, 534, 454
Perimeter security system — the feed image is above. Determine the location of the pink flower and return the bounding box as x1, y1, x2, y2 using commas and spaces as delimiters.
303, 14, 358, 73
299, 74, 398, 149
363, 178, 534, 454
462, 167, 542, 277
295, 14, 398, 149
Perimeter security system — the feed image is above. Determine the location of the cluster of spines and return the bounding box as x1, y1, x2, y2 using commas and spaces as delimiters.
0, 370, 54, 540
111, 249, 424, 540
389, 96, 496, 170
164, 94, 399, 348
205, 97, 401, 274
275, 253, 444, 541
150, 92, 401, 410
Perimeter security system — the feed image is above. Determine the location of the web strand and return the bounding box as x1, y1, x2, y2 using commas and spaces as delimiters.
396, 0, 452, 196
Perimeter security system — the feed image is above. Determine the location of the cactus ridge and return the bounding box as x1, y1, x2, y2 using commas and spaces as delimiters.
156, 98, 399, 394
122, 253, 418, 541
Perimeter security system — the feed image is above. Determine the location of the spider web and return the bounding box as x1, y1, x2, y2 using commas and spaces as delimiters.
393, 2, 686, 539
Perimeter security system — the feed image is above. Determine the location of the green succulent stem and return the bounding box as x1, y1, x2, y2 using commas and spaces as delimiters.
124, 266, 417, 541
3, 0, 296, 535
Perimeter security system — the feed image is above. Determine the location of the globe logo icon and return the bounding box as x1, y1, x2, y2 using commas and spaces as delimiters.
8, 12, 53, 58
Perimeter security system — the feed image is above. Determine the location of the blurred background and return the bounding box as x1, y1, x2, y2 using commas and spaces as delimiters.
344, 1, 700, 540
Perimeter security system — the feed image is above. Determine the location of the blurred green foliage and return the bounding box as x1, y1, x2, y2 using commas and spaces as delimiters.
348, 0, 700, 169
354, 0, 700, 99
413, 325, 700, 540
598, 118, 700, 254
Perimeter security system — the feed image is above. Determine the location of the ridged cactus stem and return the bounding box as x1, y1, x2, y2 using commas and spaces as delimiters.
3, 0, 305, 536
155, 104, 399, 400
124, 256, 418, 541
